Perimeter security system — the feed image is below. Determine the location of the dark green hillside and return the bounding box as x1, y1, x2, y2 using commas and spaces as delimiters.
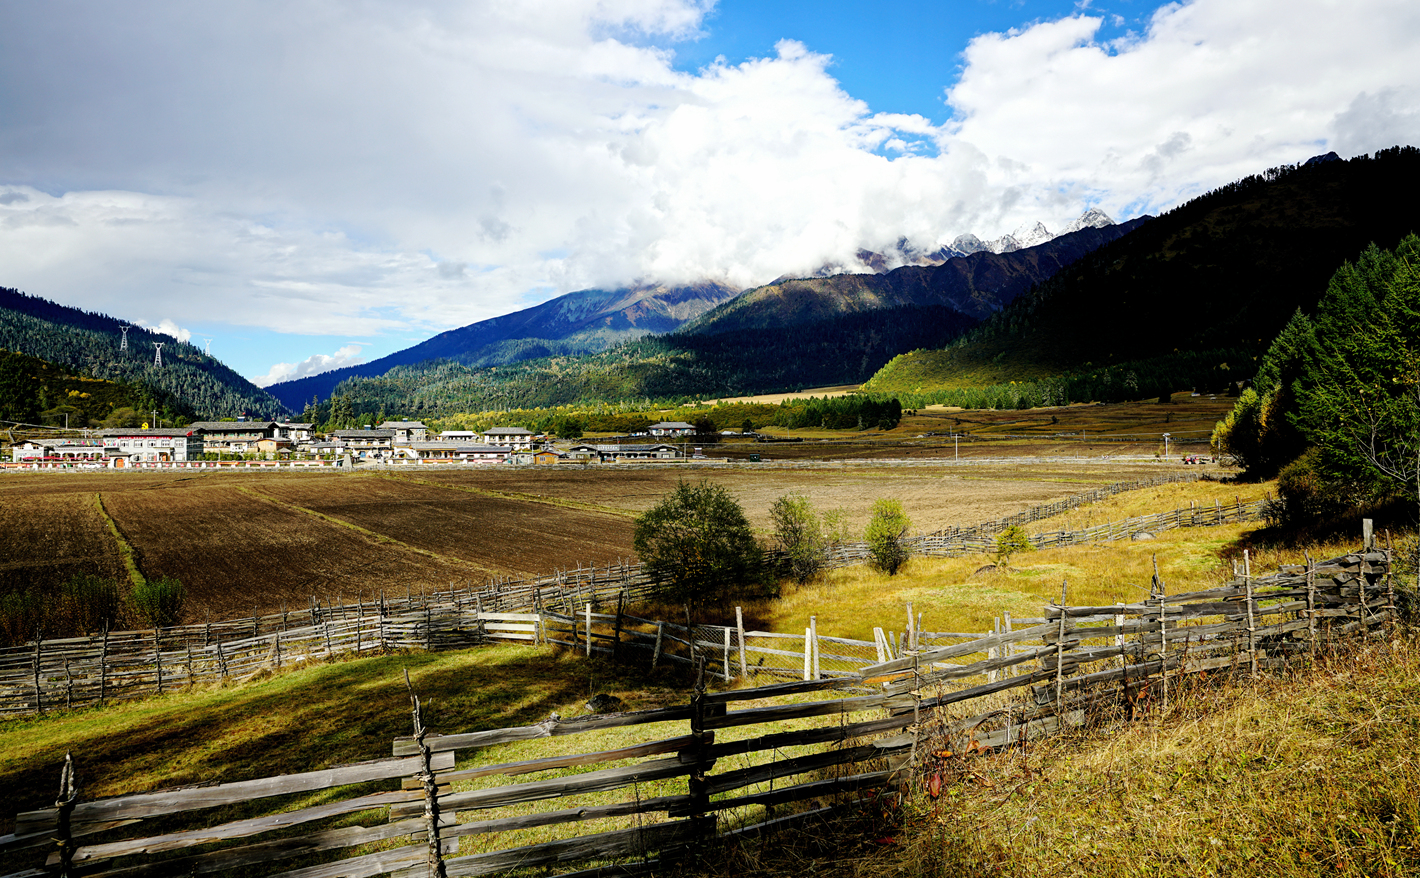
309, 304, 976, 421
0, 288, 286, 419
0, 348, 177, 427
870, 146, 1420, 391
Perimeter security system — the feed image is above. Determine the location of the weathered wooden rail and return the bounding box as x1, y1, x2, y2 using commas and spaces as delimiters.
1, 538, 1397, 878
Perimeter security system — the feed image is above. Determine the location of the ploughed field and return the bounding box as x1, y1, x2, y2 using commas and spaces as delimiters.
0, 457, 1200, 622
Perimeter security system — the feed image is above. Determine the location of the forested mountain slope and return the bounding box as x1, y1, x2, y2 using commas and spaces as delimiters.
867, 146, 1420, 391
266, 281, 739, 410
0, 288, 287, 420
0, 348, 173, 427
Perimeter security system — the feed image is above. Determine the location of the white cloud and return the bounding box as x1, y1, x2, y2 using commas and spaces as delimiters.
0, 0, 1417, 373
137, 318, 192, 344
253, 345, 365, 388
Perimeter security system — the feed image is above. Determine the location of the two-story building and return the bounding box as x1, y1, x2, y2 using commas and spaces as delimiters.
378, 421, 428, 443
396, 442, 510, 463
329, 429, 396, 456
187, 421, 283, 455
566, 443, 680, 462
99, 429, 205, 463
646, 421, 696, 437
481, 426, 537, 451
10, 440, 108, 464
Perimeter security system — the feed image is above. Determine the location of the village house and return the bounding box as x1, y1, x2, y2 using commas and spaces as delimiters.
481, 426, 537, 451
277, 422, 316, 443
329, 429, 396, 455
10, 440, 108, 464
377, 420, 428, 443
99, 428, 205, 463
567, 443, 681, 462
187, 421, 283, 455
438, 430, 481, 442
510, 449, 561, 465
646, 421, 696, 437
396, 442, 510, 463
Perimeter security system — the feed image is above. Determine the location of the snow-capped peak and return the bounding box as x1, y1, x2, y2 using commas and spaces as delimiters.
1059, 208, 1114, 235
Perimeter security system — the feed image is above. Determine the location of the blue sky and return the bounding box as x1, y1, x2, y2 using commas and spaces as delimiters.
0, 0, 1417, 389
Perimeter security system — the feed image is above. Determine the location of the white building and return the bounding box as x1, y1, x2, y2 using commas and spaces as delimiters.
99, 429, 205, 462
647, 421, 696, 437
481, 426, 537, 451
10, 440, 108, 464
397, 442, 509, 463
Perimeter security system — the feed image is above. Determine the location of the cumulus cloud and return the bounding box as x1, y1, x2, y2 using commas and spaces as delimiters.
0, 0, 1417, 372
137, 318, 192, 343
253, 345, 365, 388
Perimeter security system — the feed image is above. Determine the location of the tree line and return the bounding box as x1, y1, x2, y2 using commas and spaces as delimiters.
1212, 234, 1420, 527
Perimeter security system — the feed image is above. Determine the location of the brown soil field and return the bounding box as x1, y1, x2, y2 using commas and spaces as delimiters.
252, 473, 636, 573
416, 459, 1187, 536
98, 478, 480, 620
0, 490, 123, 594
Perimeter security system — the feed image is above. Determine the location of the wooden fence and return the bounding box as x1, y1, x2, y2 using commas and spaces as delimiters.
0, 487, 1265, 717
1, 539, 1398, 878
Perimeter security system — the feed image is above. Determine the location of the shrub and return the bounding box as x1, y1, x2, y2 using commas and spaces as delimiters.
994, 526, 1034, 567
130, 576, 186, 628
633, 481, 765, 612
0, 590, 46, 645
59, 574, 123, 634
770, 494, 849, 584
865, 499, 911, 575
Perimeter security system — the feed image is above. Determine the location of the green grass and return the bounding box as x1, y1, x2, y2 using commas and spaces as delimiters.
0, 646, 690, 829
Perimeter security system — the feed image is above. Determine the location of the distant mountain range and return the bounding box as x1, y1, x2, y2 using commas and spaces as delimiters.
266, 212, 1140, 411
266, 281, 739, 410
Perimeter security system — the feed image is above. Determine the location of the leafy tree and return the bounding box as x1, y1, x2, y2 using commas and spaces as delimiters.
633, 481, 765, 611
769, 493, 849, 584
1211, 309, 1316, 477
865, 499, 911, 575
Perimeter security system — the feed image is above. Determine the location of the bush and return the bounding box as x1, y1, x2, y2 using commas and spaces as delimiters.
770, 494, 849, 584
994, 526, 1034, 567
865, 499, 911, 575
1276, 449, 1349, 525
130, 576, 185, 628
633, 481, 765, 611
58, 574, 123, 634
0, 590, 46, 646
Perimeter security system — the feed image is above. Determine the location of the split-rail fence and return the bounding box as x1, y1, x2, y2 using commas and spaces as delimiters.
0, 535, 1399, 878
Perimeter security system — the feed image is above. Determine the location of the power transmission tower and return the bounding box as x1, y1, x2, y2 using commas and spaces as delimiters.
153, 342, 165, 367
120, 325, 131, 351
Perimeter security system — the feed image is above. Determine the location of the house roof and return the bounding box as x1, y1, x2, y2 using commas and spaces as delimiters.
648, 421, 696, 430
100, 429, 199, 438
483, 426, 534, 435
187, 421, 279, 434
378, 420, 427, 429
571, 444, 677, 453
403, 442, 508, 453
330, 429, 395, 439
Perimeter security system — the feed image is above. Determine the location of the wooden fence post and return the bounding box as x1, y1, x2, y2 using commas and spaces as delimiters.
53, 752, 79, 876
612, 592, 625, 661
1305, 551, 1317, 658
721, 628, 731, 682
405, 670, 447, 878
686, 658, 714, 844
1244, 549, 1257, 679
735, 607, 747, 680
154, 628, 164, 694
32, 631, 43, 715
1054, 581, 1068, 708
906, 603, 915, 652
810, 615, 820, 680
584, 603, 592, 658
651, 622, 664, 669
99, 625, 109, 706
802, 627, 813, 681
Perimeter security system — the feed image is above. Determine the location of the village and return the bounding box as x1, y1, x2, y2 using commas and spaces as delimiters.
5, 419, 716, 468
